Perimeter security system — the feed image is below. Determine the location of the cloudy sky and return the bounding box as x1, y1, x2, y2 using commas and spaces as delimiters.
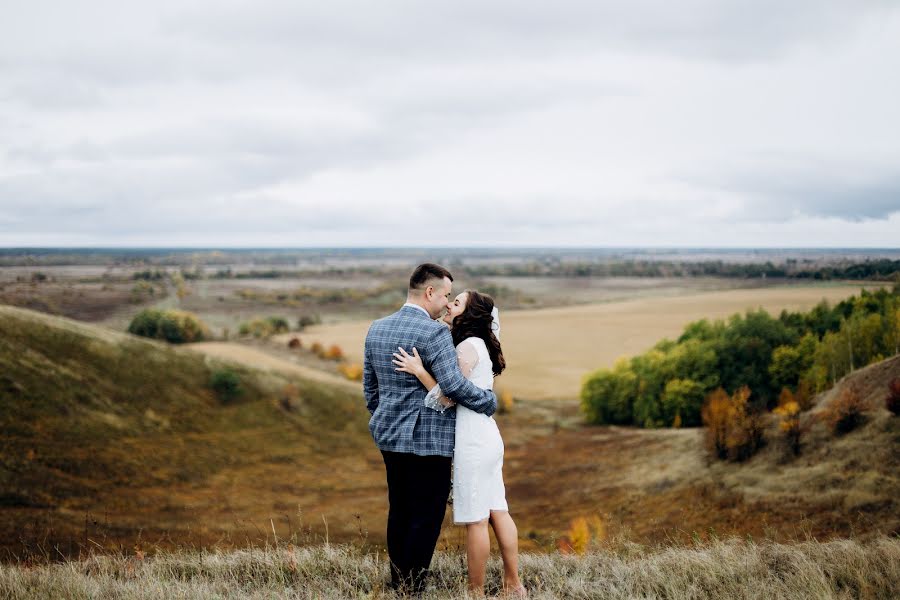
2, 1, 899, 247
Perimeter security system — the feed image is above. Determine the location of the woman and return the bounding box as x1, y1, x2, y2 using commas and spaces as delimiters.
392, 289, 526, 597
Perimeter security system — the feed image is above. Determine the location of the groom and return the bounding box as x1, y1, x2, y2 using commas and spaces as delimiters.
363, 263, 498, 594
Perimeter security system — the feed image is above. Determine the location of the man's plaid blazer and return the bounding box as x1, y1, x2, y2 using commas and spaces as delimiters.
363, 304, 497, 457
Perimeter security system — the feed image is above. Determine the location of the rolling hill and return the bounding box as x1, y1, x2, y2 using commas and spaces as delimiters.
0, 305, 377, 559
1, 303, 898, 563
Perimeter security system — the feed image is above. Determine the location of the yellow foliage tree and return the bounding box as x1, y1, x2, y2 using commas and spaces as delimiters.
702, 386, 765, 462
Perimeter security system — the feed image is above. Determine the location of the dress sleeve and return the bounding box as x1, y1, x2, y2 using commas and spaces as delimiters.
423, 339, 480, 413
455, 339, 480, 378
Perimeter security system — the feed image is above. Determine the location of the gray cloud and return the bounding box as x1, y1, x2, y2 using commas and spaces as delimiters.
1, 1, 899, 246
729, 169, 900, 222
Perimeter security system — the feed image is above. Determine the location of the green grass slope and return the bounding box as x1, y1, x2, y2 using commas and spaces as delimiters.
0, 305, 373, 559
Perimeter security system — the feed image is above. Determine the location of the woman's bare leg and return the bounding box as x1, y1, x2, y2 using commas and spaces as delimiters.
466, 520, 490, 595
490, 511, 525, 595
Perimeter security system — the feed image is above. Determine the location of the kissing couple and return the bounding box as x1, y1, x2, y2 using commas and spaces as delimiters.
363, 263, 526, 597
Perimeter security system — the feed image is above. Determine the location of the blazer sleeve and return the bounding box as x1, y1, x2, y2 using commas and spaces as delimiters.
424, 326, 497, 416
363, 332, 379, 415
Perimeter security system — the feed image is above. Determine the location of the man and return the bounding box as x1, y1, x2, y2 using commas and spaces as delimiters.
364, 263, 498, 594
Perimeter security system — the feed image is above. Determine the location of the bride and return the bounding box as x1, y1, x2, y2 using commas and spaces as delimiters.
392, 289, 526, 597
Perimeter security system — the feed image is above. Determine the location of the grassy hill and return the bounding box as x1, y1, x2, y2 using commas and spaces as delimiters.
0, 305, 376, 560
1, 303, 898, 564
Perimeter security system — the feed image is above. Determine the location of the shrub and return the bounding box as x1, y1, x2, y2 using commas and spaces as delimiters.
701, 386, 766, 462
210, 369, 242, 404
887, 378, 900, 416
773, 394, 803, 456
288, 337, 302, 349
337, 363, 363, 381
581, 359, 637, 425
297, 314, 321, 330
238, 316, 289, 338
823, 387, 867, 434
311, 342, 325, 358
497, 389, 514, 414
559, 515, 606, 555
128, 309, 209, 344
324, 345, 344, 361
265, 316, 290, 334
128, 308, 164, 339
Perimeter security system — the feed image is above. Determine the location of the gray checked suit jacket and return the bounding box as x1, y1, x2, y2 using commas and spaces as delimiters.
363, 304, 497, 457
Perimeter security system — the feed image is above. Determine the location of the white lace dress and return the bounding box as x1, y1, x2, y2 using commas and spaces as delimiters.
426, 336, 508, 524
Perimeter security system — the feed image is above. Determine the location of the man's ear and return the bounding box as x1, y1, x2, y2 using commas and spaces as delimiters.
424, 285, 433, 301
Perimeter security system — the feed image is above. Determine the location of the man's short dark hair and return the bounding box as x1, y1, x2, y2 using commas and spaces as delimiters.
409, 263, 453, 291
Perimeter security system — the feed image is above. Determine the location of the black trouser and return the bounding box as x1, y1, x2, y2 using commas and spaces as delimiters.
381, 450, 452, 594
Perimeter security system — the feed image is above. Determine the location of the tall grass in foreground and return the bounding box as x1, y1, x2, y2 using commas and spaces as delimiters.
2, 538, 898, 599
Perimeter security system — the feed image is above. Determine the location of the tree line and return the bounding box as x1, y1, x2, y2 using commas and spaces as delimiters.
465, 259, 900, 281
581, 284, 900, 428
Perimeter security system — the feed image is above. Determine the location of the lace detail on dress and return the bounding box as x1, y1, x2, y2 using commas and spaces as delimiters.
423, 340, 480, 412
424, 383, 447, 412
455, 340, 479, 378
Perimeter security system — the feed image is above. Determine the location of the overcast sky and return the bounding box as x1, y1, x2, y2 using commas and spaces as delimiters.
2, 1, 899, 247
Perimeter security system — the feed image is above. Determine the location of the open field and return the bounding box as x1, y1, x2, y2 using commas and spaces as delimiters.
3, 538, 898, 599
275, 283, 883, 400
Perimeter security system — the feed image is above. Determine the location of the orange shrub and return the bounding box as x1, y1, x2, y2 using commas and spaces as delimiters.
823, 386, 867, 434
338, 363, 363, 381
497, 389, 514, 414
773, 395, 803, 456
310, 341, 325, 358
560, 515, 606, 555
701, 386, 766, 462
324, 344, 344, 361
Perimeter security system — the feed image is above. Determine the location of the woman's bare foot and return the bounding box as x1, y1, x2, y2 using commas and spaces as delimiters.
503, 583, 527, 598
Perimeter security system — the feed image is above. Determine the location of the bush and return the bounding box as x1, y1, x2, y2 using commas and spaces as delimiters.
310, 342, 325, 358
337, 363, 363, 381
288, 337, 302, 349
581, 359, 637, 425
823, 387, 867, 434
265, 316, 290, 334
128, 309, 209, 344
297, 314, 321, 330
773, 392, 803, 456
324, 345, 344, 361
701, 386, 766, 462
497, 389, 514, 414
210, 369, 242, 404
238, 316, 289, 338
887, 378, 900, 416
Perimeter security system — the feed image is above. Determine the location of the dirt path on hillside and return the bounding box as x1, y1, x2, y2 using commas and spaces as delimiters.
184, 341, 361, 393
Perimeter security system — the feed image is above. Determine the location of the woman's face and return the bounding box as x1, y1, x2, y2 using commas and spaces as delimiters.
442, 292, 468, 326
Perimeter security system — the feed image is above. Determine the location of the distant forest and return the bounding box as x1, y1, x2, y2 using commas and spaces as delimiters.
2, 248, 900, 282
462, 259, 900, 281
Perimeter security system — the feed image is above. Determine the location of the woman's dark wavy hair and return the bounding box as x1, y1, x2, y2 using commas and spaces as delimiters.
451, 289, 505, 376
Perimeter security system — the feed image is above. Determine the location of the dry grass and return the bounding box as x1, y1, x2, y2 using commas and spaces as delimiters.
2, 538, 898, 599
279, 284, 882, 400
4, 304, 898, 567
